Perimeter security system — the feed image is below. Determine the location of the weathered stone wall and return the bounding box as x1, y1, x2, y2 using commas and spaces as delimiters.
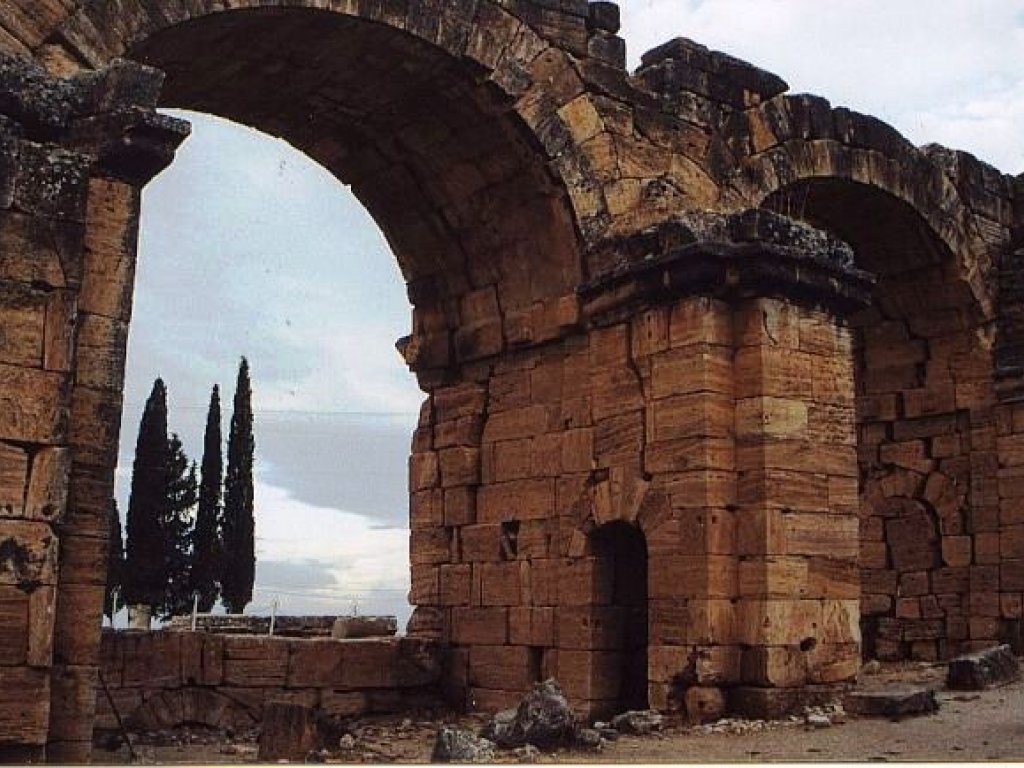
0, 55, 186, 761
94, 631, 441, 733
0, 0, 1021, 760
406, 211, 872, 719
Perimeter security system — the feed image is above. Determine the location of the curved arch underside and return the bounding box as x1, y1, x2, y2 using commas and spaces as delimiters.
129, 8, 581, 354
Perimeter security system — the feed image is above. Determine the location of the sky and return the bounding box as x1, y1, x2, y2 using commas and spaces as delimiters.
113, 0, 1024, 628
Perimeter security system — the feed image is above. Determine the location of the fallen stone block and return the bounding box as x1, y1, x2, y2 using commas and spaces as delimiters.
947, 644, 1020, 690
843, 687, 939, 719
610, 709, 664, 735
480, 678, 578, 749
331, 616, 398, 639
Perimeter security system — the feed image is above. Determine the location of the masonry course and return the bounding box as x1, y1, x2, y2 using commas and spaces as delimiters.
0, 0, 1020, 761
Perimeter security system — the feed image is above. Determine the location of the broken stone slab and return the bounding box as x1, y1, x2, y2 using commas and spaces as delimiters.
947, 644, 1020, 690
331, 615, 398, 639
610, 709, 664, 735
431, 727, 495, 763
843, 687, 939, 719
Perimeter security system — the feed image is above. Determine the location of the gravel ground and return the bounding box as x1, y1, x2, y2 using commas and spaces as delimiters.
95, 661, 1024, 764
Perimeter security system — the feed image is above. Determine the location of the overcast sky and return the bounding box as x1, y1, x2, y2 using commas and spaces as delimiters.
114, 1, 1024, 627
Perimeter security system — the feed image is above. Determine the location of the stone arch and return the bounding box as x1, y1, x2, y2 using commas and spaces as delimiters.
37, 0, 606, 288
739, 121, 998, 661
126, 687, 259, 732
7, 2, 619, 757
36, 1, 616, 378
726, 93, 997, 320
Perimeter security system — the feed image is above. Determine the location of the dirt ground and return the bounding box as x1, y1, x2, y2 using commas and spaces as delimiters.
95, 661, 1024, 764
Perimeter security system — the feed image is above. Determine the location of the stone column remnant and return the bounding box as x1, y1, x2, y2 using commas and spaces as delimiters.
0, 55, 187, 762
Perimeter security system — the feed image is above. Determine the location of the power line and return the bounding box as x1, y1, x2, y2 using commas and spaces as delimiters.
120, 404, 420, 417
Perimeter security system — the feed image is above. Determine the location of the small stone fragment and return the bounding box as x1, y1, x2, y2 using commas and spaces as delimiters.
432, 727, 496, 764
805, 713, 831, 728
610, 709, 664, 735
512, 744, 541, 762
575, 728, 603, 750
860, 660, 882, 676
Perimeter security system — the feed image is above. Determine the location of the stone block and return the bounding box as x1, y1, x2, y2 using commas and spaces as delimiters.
0, 363, 69, 444
947, 644, 1020, 690
222, 636, 289, 687
452, 607, 508, 645
468, 644, 534, 692
843, 687, 939, 719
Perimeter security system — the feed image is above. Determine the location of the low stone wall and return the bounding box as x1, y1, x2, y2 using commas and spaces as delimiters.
94, 630, 442, 733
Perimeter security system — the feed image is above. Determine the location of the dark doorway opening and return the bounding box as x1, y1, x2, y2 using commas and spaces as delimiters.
592, 521, 649, 712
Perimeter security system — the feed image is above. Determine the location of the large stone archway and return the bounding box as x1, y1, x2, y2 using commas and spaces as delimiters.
0, 3, 1022, 762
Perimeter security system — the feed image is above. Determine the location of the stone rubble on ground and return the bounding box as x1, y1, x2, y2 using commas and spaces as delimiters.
575, 727, 604, 750
512, 744, 541, 762
479, 679, 578, 750
431, 726, 496, 764
610, 709, 664, 735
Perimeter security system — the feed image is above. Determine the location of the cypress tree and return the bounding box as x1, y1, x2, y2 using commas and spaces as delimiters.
159, 436, 197, 619
191, 385, 223, 612
222, 357, 255, 614
104, 498, 125, 620
123, 378, 171, 611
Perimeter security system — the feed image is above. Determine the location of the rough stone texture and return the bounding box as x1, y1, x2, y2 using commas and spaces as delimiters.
843, 687, 940, 719
480, 678, 578, 748
432, 726, 497, 764
0, 0, 1021, 758
257, 700, 319, 762
94, 630, 442, 735
946, 644, 1020, 690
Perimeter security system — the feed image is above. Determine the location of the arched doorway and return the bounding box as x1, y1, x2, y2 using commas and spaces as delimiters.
33, 3, 597, 757
763, 177, 996, 662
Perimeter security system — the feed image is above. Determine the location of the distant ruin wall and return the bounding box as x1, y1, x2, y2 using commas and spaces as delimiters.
94, 631, 442, 733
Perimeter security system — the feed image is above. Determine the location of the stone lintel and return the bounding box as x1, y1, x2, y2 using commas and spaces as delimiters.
67, 108, 189, 185
579, 211, 875, 325
0, 54, 187, 186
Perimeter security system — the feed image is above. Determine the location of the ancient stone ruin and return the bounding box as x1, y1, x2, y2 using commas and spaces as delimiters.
0, 0, 1021, 762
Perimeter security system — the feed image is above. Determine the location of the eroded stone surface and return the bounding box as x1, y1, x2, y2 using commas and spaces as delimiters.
0, 0, 1022, 760
947, 645, 1020, 690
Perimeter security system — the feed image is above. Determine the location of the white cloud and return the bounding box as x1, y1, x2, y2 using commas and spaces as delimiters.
251, 479, 411, 624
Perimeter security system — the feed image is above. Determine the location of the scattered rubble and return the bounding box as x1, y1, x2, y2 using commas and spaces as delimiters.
432, 726, 496, 763
575, 728, 604, 750
511, 744, 541, 762
860, 660, 882, 676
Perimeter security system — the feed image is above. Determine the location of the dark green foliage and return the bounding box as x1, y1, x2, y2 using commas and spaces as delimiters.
123, 379, 170, 609
159, 436, 198, 619
191, 385, 223, 612
123, 378, 200, 619
222, 357, 255, 614
104, 498, 125, 620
